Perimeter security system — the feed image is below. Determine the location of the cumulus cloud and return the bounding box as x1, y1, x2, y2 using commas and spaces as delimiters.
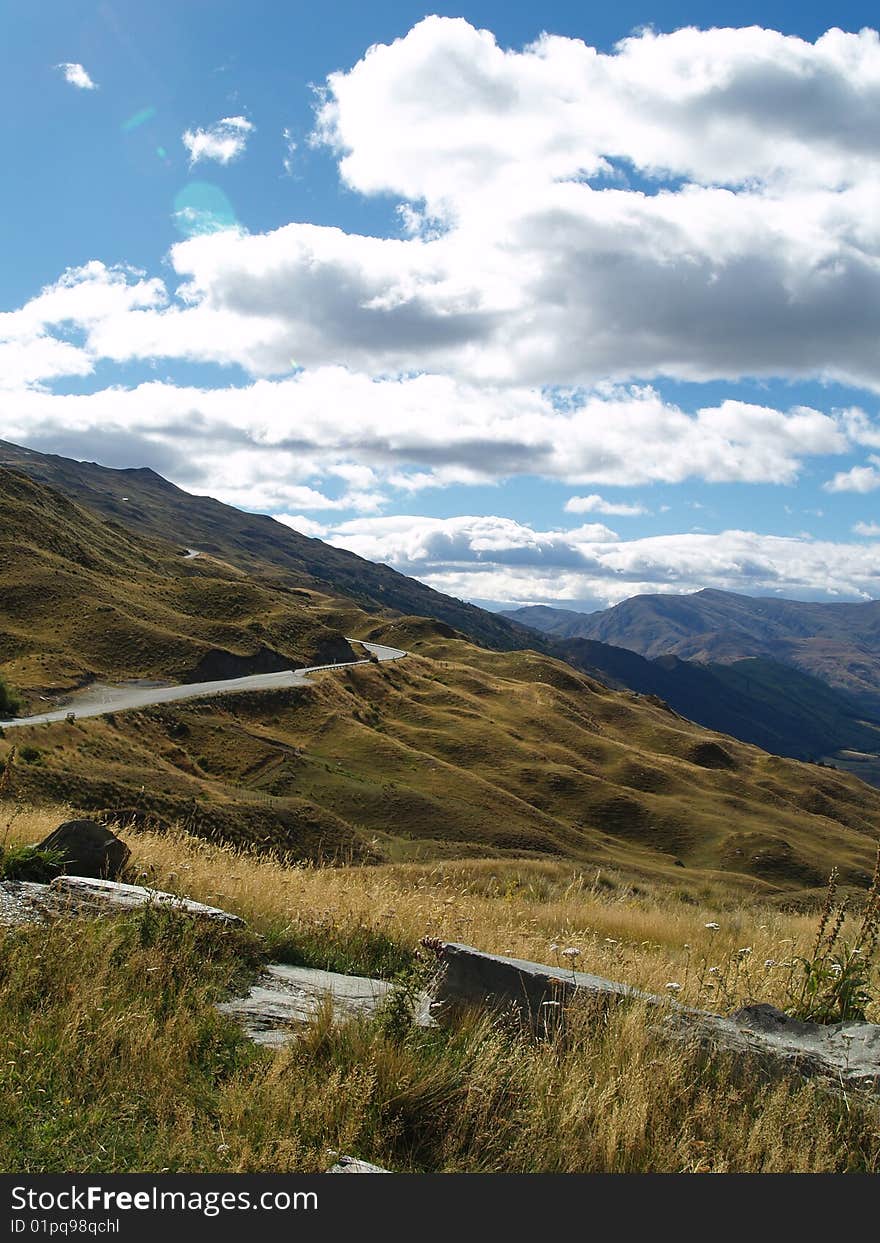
57, 63, 97, 90
275, 514, 329, 538
823, 460, 880, 492
12, 21, 880, 392
565, 494, 647, 516
182, 116, 253, 165
324, 514, 880, 606
317, 19, 880, 207
0, 368, 853, 501
854, 521, 880, 536
6, 20, 880, 610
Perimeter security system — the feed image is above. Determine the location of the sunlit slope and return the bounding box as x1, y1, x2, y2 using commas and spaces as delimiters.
7, 614, 880, 895
0, 467, 353, 705
0, 439, 533, 653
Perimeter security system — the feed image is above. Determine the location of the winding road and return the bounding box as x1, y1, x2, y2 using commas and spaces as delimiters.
0, 641, 407, 730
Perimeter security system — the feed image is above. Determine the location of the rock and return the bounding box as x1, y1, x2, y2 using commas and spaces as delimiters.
38, 820, 131, 880
0, 876, 243, 927
689, 1003, 880, 1094
423, 940, 880, 1097
217, 963, 434, 1047
0, 881, 54, 928
424, 938, 641, 1023
49, 876, 244, 924
326, 1157, 390, 1174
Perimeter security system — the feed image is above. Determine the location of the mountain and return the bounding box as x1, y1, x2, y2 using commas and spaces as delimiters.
0, 439, 532, 655
504, 596, 880, 784
3, 452, 880, 896
546, 637, 880, 767
0, 466, 354, 705
504, 590, 880, 704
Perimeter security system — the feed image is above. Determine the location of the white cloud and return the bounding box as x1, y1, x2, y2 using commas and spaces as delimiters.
281, 128, 297, 176
0, 367, 853, 497
565, 494, 647, 516
182, 116, 253, 165
275, 514, 329, 538
823, 460, 880, 492
317, 19, 880, 208
57, 63, 97, 90
11, 22, 880, 396
324, 514, 880, 605
853, 521, 880, 537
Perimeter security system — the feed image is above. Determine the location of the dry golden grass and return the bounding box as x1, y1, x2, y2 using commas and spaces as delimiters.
6, 801, 878, 1019
4, 800, 880, 1173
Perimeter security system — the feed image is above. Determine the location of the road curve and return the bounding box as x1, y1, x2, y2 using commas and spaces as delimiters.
0, 640, 407, 730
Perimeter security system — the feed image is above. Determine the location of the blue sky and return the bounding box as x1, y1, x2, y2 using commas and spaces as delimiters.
2, 2, 879, 610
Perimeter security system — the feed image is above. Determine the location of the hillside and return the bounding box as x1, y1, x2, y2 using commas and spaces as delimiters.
0, 439, 533, 654
5, 610, 880, 897
543, 637, 880, 768
0, 467, 354, 705
3, 456, 880, 897
503, 591, 880, 703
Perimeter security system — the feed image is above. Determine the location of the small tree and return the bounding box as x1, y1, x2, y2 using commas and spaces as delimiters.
0, 675, 21, 718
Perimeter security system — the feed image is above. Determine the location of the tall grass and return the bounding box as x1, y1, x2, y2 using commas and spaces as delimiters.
1, 909, 878, 1174
4, 803, 878, 1015
3, 801, 880, 1173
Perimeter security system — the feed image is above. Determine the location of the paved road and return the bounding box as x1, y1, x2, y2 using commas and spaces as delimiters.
0, 640, 407, 730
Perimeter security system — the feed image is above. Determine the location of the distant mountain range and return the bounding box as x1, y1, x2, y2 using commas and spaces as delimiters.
503, 593, 880, 786
503, 591, 880, 702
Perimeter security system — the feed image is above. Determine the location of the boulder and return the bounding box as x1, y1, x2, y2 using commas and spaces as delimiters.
38, 820, 130, 880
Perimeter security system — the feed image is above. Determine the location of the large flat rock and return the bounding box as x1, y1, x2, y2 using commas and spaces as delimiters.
218, 963, 434, 1047
425, 940, 880, 1097
0, 876, 243, 926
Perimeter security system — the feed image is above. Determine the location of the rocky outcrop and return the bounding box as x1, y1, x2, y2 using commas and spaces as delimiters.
217, 963, 434, 1046
424, 940, 880, 1096
0, 875, 242, 926
38, 819, 130, 880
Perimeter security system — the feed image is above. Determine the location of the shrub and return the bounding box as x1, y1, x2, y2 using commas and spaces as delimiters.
0, 676, 20, 718
0, 843, 67, 883
19, 746, 42, 765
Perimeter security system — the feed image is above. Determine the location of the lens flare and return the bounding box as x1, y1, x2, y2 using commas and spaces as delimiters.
122, 106, 157, 132
172, 181, 238, 237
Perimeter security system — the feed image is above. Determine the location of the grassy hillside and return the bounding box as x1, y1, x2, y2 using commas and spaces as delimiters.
0, 439, 534, 654
5, 616, 880, 896
3, 456, 880, 896
0, 467, 354, 708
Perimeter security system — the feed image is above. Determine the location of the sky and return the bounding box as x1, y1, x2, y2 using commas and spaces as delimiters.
1, 2, 879, 612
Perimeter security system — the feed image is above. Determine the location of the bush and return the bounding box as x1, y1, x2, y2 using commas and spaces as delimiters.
19, 746, 41, 765
0, 843, 67, 883
0, 676, 21, 718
